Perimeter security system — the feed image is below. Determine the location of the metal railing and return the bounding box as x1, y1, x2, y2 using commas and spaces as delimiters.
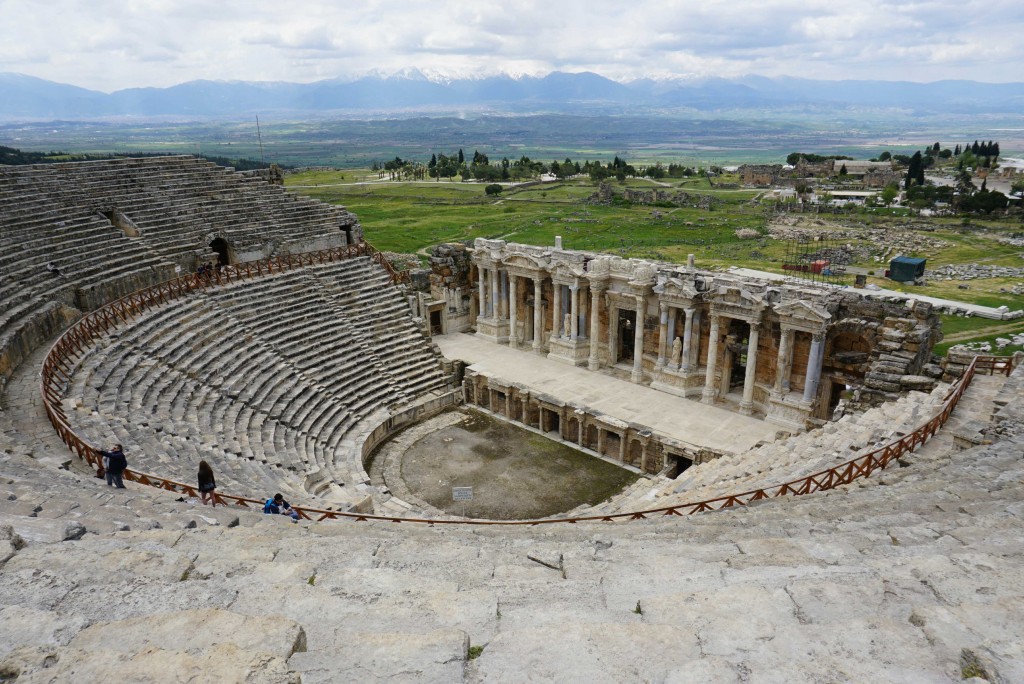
39, 249, 1013, 525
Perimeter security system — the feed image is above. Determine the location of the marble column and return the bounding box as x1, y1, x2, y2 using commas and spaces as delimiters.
739, 322, 761, 415
656, 302, 669, 369
588, 285, 604, 370
618, 431, 627, 462
666, 308, 677, 369
532, 277, 544, 353
578, 284, 587, 339
477, 266, 486, 320
773, 326, 793, 396
631, 295, 645, 383
570, 284, 580, 339
681, 307, 694, 371
490, 267, 499, 319
607, 301, 618, 364
499, 271, 508, 319
701, 314, 722, 404
508, 275, 519, 348
802, 332, 825, 403
551, 282, 562, 339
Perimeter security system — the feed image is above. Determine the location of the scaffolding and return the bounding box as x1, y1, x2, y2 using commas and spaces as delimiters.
781, 235, 852, 286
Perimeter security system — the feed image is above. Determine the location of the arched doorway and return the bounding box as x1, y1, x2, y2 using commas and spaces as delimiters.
210, 238, 231, 268
723, 319, 752, 396
618, 310, 636, 363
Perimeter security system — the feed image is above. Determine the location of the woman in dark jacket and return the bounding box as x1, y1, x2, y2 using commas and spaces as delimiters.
197, 460, 217, 507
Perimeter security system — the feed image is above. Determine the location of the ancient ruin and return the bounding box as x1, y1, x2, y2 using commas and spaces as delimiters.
430, 239, 942, 437
1, 157, 1022, 681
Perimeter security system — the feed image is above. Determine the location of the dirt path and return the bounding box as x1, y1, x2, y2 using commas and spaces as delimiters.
943, 320, 1024, 343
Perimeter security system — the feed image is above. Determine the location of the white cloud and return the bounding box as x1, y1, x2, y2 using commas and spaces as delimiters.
0, 0, 1020, 90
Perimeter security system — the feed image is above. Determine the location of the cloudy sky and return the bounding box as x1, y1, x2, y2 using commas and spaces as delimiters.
1, 0, 1021, 91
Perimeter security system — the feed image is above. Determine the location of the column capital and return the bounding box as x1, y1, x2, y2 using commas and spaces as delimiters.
659, 301, 668, 315
812, 331, 825, 343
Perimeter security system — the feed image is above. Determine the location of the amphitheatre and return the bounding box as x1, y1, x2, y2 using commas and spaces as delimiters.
0, 155, 1022, 682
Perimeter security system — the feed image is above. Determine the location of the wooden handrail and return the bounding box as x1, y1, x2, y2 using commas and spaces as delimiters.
38, 246, 1013, 525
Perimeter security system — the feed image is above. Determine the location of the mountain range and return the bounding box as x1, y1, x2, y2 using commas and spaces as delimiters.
2, 70, 1024, 120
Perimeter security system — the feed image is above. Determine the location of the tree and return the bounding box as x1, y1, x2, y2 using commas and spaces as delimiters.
457, 149, 465, 165
485, 184, 502, 196
954, 144, 961, 156
905, 151, 924, 190
428, 153, 436, 169
878, 151, 892, 161
1011, 180, 1024, 197
880, 184, 899, 206
838, 163, 848, 176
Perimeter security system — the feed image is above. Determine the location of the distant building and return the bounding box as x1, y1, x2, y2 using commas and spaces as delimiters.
738, 164, 782, 186
834, 160, 899, 187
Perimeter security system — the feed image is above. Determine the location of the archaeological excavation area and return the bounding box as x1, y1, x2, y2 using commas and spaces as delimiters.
1, 157, 1023, 682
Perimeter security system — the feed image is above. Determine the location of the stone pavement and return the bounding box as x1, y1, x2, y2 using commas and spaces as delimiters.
436, 333, 779, 455
2, 398, 1023, 682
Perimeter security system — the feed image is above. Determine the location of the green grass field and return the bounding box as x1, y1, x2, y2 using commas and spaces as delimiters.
287, 169, 1024, 354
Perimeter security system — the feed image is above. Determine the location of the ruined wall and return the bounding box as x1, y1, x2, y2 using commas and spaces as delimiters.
738, 164, 782, 186
835, 296, 943, 405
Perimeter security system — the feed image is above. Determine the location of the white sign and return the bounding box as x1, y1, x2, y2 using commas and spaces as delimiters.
174, 265, 182, 274
452, 487, 473, 502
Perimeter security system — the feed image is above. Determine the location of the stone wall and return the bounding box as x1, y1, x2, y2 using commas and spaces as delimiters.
738, 164, 782, 186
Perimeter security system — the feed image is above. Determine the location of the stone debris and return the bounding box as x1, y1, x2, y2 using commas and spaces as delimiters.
926, 263, 1024, 281
767, 222, 950, 264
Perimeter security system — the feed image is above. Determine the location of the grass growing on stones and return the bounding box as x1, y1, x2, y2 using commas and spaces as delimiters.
288, 170, 1023, 318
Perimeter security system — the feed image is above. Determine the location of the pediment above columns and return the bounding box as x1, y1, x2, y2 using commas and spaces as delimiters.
501, 252, 550, 277
551, 261, 587, 284
709, 285, 766, 321
654, 277, 700, 305
773, 300, 831, 331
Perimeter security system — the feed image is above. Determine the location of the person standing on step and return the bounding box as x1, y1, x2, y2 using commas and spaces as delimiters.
197, 460, 217, 507
98, 444, 128, 489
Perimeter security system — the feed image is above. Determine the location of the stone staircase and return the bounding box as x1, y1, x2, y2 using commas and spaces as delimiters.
1, 366, 1021, 682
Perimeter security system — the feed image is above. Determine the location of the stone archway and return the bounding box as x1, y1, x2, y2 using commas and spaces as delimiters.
210, 237, 232, 267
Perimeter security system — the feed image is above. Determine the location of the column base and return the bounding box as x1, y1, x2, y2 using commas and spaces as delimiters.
700, 388, 717, 404
630, 369, 643, 384
738, 401, 754, 416
475, 317, 510, 344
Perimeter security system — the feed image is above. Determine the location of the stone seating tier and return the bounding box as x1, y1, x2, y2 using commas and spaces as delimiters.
0, 156, 364, 396
1, 366, 1022, 683
0, 156, 358, 267
60, 257, 450, 510
618, 385, 950, 514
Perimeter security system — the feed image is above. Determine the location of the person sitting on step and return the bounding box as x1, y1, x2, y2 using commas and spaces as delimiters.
263, 493, 299, 522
